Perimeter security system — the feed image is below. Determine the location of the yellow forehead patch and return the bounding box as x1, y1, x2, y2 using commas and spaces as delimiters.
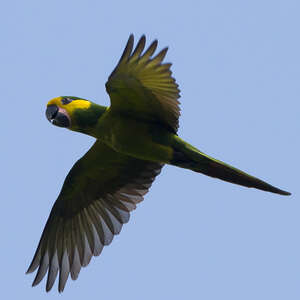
47, 97, 91, 115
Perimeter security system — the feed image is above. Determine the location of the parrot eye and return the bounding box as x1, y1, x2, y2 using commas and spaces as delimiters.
61, 97, 73, 105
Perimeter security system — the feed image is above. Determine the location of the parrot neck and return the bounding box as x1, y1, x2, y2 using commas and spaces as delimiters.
71, 103, 107, 137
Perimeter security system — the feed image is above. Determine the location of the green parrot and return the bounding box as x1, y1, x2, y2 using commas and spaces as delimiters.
27, 35, 290, 292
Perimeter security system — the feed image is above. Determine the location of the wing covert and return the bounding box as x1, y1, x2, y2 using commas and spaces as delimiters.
26, 140, 162, 292
106, 35, 181, 133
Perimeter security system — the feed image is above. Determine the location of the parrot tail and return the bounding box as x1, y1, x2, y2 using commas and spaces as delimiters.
170, 135, 291, 196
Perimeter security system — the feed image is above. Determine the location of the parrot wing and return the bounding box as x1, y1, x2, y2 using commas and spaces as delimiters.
26, 140, 162, 292
105, 34, 181, 133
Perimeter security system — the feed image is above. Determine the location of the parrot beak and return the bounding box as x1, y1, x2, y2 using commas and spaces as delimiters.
46, 105, 71, 128
46, 105, 58, 121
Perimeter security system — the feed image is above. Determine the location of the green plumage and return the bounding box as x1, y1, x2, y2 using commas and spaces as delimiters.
27, 35, 291, 293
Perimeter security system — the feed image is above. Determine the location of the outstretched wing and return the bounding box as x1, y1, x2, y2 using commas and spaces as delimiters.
26, 140, 162, 292
106, 35, 181, 133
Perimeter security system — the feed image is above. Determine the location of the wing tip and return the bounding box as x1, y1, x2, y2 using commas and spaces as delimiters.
128, 33, 134, 42
140, 34, 146, 41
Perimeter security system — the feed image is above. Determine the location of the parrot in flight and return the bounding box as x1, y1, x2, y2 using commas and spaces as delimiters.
27, 35, 291, 292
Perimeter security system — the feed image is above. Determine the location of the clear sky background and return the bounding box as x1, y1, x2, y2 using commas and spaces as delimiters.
1, 0, 299, 299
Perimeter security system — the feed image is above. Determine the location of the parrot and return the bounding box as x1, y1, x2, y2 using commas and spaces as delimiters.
26, 35, 291, 292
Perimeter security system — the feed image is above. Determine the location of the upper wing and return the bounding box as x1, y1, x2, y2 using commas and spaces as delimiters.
106, 35, 181, 133
26, 140, 162, 292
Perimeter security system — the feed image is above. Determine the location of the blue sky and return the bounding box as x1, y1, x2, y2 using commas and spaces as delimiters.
1, 0, 299, 299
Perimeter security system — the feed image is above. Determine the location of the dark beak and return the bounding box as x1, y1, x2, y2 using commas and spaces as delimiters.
46, 105, 70, 128
46, 105, 58, 121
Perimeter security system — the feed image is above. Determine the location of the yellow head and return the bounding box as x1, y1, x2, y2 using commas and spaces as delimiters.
46, 96, 91, 129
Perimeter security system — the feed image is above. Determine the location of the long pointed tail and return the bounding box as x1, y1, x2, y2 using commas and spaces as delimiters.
170, 136, 291, 196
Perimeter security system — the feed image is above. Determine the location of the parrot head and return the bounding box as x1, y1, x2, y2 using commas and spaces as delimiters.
46, 96, 91, 129
46, 96, 107, 136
